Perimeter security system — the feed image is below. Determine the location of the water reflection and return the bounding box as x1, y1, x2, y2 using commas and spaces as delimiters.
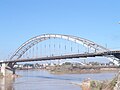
0, 77, 15, 90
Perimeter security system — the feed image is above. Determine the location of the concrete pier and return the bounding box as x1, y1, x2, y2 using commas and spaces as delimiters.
1, 63, 14, 76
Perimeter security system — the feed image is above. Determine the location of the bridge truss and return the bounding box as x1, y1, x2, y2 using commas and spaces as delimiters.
10, 34, 120, 65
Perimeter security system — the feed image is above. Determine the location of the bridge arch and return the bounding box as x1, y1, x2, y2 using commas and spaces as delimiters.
10, 34, 119, 65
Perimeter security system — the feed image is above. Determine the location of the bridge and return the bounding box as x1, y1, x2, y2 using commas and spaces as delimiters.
0, 34, 120, 76
1, 50, 120, 63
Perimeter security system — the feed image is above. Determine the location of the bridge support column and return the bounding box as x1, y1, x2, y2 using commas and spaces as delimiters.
1, 63, 15, 76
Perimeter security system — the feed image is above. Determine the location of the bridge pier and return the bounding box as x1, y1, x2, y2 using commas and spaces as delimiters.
1, 63, 15, 77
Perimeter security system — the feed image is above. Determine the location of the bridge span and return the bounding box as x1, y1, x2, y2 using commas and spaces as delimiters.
1, 50, 120, 63
0, 34, 120, 76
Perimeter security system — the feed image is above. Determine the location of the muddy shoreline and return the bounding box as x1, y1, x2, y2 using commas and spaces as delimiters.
78, 72, 120, 90
48, 65, 120, 75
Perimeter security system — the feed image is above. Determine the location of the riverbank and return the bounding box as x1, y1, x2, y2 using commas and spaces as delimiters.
0, 72, 20, 79
48, 65, 120, 74
79, 72, 120, 90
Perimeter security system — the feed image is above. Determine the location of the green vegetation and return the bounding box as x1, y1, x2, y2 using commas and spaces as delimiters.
88, 76, 118, 90
81, 73, 120, 90
102, 76, 117, 90
90, 81, 102, 90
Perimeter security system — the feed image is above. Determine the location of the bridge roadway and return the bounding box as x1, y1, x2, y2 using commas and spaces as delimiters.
0, 50, 120, 64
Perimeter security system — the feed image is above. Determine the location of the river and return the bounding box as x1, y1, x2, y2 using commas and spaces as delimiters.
0, 70, 117, 90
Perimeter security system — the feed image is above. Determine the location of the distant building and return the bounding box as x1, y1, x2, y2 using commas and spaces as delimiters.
14, 64, 23, 68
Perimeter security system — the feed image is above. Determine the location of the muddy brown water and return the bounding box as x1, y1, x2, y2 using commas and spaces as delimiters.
0, 70, 117, 90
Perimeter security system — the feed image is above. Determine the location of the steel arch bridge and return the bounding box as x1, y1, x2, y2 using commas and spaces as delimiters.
9, 34, 120, 65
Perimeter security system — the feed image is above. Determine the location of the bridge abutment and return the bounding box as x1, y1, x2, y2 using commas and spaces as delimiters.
1, 63, 15, 76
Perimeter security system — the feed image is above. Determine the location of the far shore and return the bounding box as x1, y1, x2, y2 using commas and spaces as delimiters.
47, 65, 120, 75
14, 66, 120, 75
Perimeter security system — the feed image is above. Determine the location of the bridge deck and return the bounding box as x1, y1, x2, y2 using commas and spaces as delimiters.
1, 50, 120, 63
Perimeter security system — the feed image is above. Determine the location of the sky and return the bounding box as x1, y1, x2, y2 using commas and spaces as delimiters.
0, 0, 120, 60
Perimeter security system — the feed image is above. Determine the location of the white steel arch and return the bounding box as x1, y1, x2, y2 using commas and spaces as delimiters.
10, 34, 119, 65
